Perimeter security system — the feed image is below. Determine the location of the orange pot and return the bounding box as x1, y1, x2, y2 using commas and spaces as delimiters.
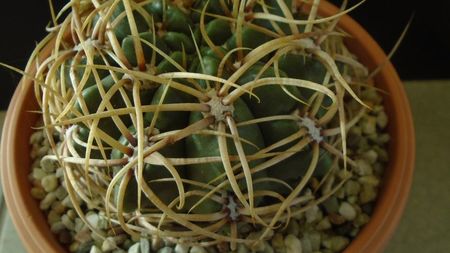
1, 1, 415, 252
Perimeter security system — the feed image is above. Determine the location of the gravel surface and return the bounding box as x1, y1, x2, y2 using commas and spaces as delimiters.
28, 88, 389, 253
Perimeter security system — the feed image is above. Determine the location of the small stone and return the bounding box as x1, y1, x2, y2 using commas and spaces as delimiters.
359, 185, 377, 204
354, 213, 370, 227
74, 226, 91, 243
358, 175, 380, 186
339, 202, 357, 220
31, 187, 46, 200
315, 217, 331, 230
355, 159, 373, 176
62, 214, 75, 230
286, 220, 300, 236
377, 133, 390, 144
362, 150, 378, 164
141, 237, 151, 253
236, 243, 249, 253
41, 174, 58, 192
32, 168, 47, 180
174, 243, 190, 253
376, 111, 388, 129
102, 237, 117, 251
246, 232, 265, 252
90, 246, 102, 253
307, 232, 321, 251
128, 243, 140, 253
374, 147, 389, 162
271, 233, 286, 253
347, 196, 358, 204
69, 241, 80, 252
52, 201, 66, 214
361, 116, 377, 135
329, 236, 349, 251
284, 234, 302, 253
86, 213, 99, 228
151, 236, 164, 251
190, 246, 208, 253
54, 185, 68, 200
262, 241, 274, 253
344, 180, 361, 196
158, 247, 174, 253
56, 167, 65, 178
67, 209, 77, 220
300, 236, 313, 253
75, 218, 85, 232
47, 210, 61, 224
40, 192, 57, 210
322, 197, 339, 214
328, 213, 346, 225
50, 221, 66, 233
305, 205, 320, 223
62, 196, 74, 208
40, 157, 58, 173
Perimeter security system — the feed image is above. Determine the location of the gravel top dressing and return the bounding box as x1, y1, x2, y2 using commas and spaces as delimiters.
22, 0, 391, 252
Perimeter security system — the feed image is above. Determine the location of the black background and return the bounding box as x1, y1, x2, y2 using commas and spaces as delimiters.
1, 0, 449, 109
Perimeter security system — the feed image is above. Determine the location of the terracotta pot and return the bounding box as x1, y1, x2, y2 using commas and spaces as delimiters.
0, 1, 415, 252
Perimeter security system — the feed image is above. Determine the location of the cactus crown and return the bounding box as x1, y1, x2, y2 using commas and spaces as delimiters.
31, 0, 371, 249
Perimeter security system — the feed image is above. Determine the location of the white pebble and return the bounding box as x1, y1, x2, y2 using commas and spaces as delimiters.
362, 150, 378, 164
158, 247, 174, 253
315, 217, 331, 230
61, 214, 75, 230
90, 246, 102, 253
361, 116, 377, 135
151, 236, 164, 251
86, 213, 99, 228
355, 159, 373, 176
128, 243, 140, 253
50, 221, 65, 233
41, 174, 58, 192
40, 192, 57, 210
40, 156, 57, 172
189, 246, 207, 253
305, 205, 320, 223
358, 175, 380, 186
339, 202, 357, 220
376, 111, 388, 129
284, 234, 302, 253
32, 168, 47, 180
102, 237, 117, 252
174, 244, 190, 253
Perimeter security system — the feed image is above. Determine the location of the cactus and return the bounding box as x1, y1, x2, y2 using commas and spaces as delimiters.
30, 0, 372, 249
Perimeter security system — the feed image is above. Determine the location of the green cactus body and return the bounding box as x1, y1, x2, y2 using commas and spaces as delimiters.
36, 0, 369, 245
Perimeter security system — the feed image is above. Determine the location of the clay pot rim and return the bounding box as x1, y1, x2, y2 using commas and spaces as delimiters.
1, 1, 415, 253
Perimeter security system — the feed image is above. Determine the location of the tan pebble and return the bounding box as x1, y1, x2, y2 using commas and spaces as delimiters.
376, 111, 388, 129
328, 213, 346, 225
338, 202, 357, 220
361, 116, 377, 135
40, 192, 57, 210
358, 175, 380, 186
69, 241, 80, 252
41, 174, 58, 192
355, 159, 373, 176
31, 187, 46, 200
102, 237, 117, 251
284, 234, 302, 253
359, 185, 378, 204
47, 210, 61, 225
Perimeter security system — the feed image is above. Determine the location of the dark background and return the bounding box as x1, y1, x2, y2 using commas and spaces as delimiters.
1, 0, 449, 109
